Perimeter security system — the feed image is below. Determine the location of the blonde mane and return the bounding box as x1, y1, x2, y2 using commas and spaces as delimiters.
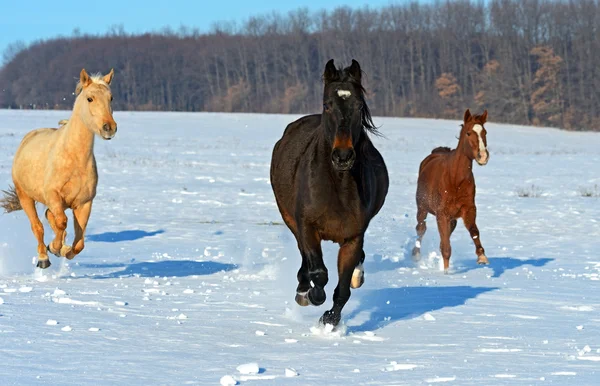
75, 74, 110, 95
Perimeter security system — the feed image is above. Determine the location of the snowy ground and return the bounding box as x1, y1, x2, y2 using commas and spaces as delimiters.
0, 110, 599, 385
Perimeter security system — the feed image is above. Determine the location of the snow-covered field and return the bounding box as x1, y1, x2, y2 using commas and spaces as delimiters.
0, 110, 599, 385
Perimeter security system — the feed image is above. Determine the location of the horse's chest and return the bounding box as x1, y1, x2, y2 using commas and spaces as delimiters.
314, 199, 364, 243
62, 165, 98, 207
441, 185, 474, 217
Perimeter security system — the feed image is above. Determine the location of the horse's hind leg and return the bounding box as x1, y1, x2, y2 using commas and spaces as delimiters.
412, 207, 427, 260
436, 216, 452, 274
64, 201, 92, 260
450, 219, 457, 235
321, 236, 363, 326
16, 189, 50, 268
462, 207, 488, 265
45, 209, 70, 257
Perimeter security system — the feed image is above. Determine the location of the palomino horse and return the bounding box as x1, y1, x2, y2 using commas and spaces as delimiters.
412, 109, 490, 273
271, 59, 389, 326
0, 69, 117, 269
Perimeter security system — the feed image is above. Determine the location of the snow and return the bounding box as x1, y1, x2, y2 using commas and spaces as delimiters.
0, 110, 599, 384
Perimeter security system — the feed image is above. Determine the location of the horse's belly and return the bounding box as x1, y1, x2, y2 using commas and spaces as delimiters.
316, 213, 363, 243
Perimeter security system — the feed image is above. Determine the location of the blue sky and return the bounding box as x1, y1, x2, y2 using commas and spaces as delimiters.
0, 0, 393, 57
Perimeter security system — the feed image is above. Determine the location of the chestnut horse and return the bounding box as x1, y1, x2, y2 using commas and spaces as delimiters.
271, 59, 389, 326
0, 69, 117, 269
412, 109, 490, 273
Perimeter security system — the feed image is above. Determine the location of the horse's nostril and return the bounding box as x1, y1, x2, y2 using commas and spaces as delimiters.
102, 123, 110, 132
332, 148, 356, 166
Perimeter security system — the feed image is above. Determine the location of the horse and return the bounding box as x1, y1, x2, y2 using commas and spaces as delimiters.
270, 59, 389, 326
0, 69, 117, 269
412, 109, 490, 273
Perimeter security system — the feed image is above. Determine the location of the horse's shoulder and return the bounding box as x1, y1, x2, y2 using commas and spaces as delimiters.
283, 114, 321, 134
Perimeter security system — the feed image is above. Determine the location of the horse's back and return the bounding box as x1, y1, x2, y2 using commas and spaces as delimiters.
12, 128, 59, 201
416, 147, 453, 209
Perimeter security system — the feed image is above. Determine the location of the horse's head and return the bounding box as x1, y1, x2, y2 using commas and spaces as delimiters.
75, 69, 117, 140
322, 59, 375, 172
461, 109, 489, 165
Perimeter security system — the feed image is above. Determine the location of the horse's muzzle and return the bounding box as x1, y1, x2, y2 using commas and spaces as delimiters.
476, 150, 489, 165
331, 147, 356, 171
101, 122, 117, 140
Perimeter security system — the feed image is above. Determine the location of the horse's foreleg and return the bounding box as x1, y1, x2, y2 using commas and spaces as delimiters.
65, 201, 92, 260
294, 251, 311, 306
436, 216, 452, 273
46, 193, 70, 258
45, 209, 69, 256
17, 189, 50, 268
350, 249, 365, 289
296, 225, 327, 307
462, 207, 488, 265
320, 236, 363, 326
412, 207, 428, 260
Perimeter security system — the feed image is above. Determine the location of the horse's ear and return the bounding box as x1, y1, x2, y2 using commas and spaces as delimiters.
323, 59, 339, 83
80, 69, 92, 88
481, 109, 488, 123
347, 59, 362, 82
103, 69, 114, 85
463, 109, 472, 122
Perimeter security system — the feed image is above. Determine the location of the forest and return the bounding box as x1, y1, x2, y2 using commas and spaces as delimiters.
1, 0, 599, 131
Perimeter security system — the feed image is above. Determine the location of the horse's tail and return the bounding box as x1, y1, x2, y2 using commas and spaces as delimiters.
0, 185, 22, 213
431, 146, 452, 154
58, 119, 68, 126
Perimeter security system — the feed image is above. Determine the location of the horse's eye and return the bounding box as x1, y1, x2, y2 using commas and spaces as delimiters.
110, 96, 113, 102
323, 103, 330, 112
87, 97, 93, 103
466, 132, 471, 136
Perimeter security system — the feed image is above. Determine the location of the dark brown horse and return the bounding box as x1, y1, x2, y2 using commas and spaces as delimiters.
412, 109, 490, 273
270, 59, 389, 326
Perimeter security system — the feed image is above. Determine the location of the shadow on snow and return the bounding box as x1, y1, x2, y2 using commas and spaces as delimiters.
86, 229, 165, 243
367, 252, 553, 279
346, 285, 498, 333
79, 260, 237, 279
454, 256, 554, 278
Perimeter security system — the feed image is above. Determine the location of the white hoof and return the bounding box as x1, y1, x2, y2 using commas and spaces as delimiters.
350, 264, 364, 289
477, 254, 489, 265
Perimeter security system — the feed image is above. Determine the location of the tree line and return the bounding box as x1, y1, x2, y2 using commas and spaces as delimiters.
1, 0, 599, 131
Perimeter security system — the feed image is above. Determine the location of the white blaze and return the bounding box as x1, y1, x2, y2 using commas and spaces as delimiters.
473, 124, 487, 162
337, 90, 351, 99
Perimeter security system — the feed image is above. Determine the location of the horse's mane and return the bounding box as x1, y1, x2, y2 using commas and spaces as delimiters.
431, 146, 452, 154
75, 74, 109, 95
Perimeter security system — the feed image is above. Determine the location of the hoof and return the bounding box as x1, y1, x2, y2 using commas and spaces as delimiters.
477, 254, 489, 265
37, 258, 51, 269
307, 286, 326, 306
61, 245, 73, 259
444, 268, 449, 275
412, 247, 421, 261
319, 310, 341, 327
47, 244, 60, 257
295, 291, 310, 307
350, 264, 364, 289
